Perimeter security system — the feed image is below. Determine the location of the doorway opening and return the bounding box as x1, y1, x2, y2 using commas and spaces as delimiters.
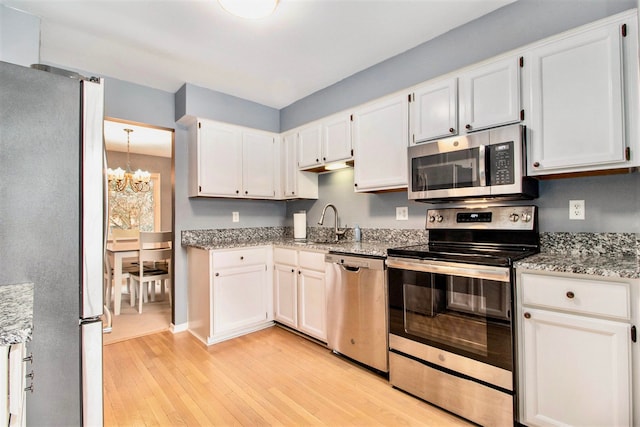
103, 118, 175, 344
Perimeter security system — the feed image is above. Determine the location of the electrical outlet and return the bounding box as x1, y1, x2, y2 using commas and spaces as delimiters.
232, 211, 240, 222
569, 200, 585, 220
396, 207, 409, 221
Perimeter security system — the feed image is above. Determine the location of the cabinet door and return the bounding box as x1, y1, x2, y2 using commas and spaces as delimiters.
197, 121, 242, 196
281, 132, 319, 200
411, 77, 458, 143
459, 56, 521, 133
352, 93, 409, 192
213, 264, 267, 335
528, 24, 625, 174
298, 268, 327, 341
520, 308, 631, 427
274, 263, 297, 328
298, 124, 323, 169
323, 113, 352, 163
242, 131, 275, 198
282, 132, 298, 198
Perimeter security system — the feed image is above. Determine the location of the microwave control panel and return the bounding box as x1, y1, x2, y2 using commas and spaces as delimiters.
488, 141, 514, 186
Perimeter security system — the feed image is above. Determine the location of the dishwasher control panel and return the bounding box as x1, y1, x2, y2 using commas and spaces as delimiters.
325, 253, 385, 270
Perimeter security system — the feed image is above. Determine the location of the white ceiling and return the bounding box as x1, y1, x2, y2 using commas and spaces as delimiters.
104, 120, 173, 158
5, 0, 515, 156
3, 0, 514, 110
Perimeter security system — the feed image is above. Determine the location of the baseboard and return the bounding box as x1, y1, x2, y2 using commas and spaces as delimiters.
170, 322, 188, 333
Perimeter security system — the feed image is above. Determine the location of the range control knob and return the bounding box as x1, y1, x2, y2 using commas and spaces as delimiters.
428, 215, 436, 223
436, 215, 444, 223
520, 212, 532, 222
509, 213, 520, 222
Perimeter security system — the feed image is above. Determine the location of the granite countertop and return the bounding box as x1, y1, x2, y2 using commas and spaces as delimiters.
182, 227, 427, 258
0, 283, 34, 346
515, 252, 640, 279
186, 238, 397, 258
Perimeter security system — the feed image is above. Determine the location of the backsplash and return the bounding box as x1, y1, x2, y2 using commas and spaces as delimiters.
540, 232, 640, 258
300, 227, 428, 245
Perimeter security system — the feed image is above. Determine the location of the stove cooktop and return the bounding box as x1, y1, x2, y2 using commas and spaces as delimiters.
387, 206, 540, 267
386, 243, 539, 267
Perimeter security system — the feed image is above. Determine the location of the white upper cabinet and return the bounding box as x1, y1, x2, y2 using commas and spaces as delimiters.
459, 56, 521, 133
525, 11, 639, 175
352, 92, 409, 192
188, 118, 276, 199
410, 77, 458, 143
280, 131, 318, 200
322, 113, 352, 164
189, 119, 242, 197
242, 130, 276, 198
410, 56, 521, 144
297, 123, 323, 169
297, 113, 353, 171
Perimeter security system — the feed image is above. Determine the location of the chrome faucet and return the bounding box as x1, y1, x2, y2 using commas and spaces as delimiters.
318, 204, 345, 242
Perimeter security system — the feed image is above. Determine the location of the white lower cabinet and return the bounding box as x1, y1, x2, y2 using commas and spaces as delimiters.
1, 343, 26, 427
274, 248, 327, 342
187, 246, 273, 345
516, 270, 638, 427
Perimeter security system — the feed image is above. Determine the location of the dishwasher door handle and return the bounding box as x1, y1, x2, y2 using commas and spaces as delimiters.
340, 264, 361, 273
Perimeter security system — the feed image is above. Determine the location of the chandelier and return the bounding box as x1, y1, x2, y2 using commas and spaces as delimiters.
107, 128, 151, 193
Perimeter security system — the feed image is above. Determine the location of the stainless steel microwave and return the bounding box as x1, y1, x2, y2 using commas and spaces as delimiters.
407, 124, 538, 202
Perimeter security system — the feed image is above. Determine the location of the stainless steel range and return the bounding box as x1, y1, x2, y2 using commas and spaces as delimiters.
386, 205, 539, 427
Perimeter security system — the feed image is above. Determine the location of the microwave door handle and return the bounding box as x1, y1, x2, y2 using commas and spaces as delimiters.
478, 145, 486, 186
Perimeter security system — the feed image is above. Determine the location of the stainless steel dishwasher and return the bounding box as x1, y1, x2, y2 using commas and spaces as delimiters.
325, 253, 388, 373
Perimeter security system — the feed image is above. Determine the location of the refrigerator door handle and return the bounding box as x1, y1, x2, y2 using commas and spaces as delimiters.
81, 78, 105, 320
102, 305, 112, 334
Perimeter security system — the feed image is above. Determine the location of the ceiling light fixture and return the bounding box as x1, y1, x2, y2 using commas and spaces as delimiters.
107, 129, 151, 193
218, 0, 278, 19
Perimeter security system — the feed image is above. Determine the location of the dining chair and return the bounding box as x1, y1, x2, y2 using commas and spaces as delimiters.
104, 253, 134, 310
111, 228, 140, 242
129, 231, 172, 314
111, 228, 140, 269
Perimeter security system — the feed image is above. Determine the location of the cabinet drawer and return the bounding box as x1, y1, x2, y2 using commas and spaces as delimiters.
212, 247, 268, 269
273, 248, 297, 266
298, 250, 326, 271
520, 273, 630, 320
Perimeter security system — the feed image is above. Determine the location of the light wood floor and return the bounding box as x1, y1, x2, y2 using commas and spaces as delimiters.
103, 326, 473, 426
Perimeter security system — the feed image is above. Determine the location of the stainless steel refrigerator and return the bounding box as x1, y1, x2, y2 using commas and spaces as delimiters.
0, 61, 105, 426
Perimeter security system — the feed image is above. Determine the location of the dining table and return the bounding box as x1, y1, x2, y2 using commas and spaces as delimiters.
106, 241, 139, 316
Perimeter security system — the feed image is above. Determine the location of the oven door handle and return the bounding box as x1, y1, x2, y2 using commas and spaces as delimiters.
386, 257, 510, 282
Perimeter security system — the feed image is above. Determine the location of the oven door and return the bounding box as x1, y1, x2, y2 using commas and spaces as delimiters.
387, 257, 513, 371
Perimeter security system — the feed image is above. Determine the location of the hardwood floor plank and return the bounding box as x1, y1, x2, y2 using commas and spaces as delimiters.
103, 326, 474, 426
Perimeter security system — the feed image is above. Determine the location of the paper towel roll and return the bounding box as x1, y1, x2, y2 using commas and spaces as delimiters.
294, 211, 307, 240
